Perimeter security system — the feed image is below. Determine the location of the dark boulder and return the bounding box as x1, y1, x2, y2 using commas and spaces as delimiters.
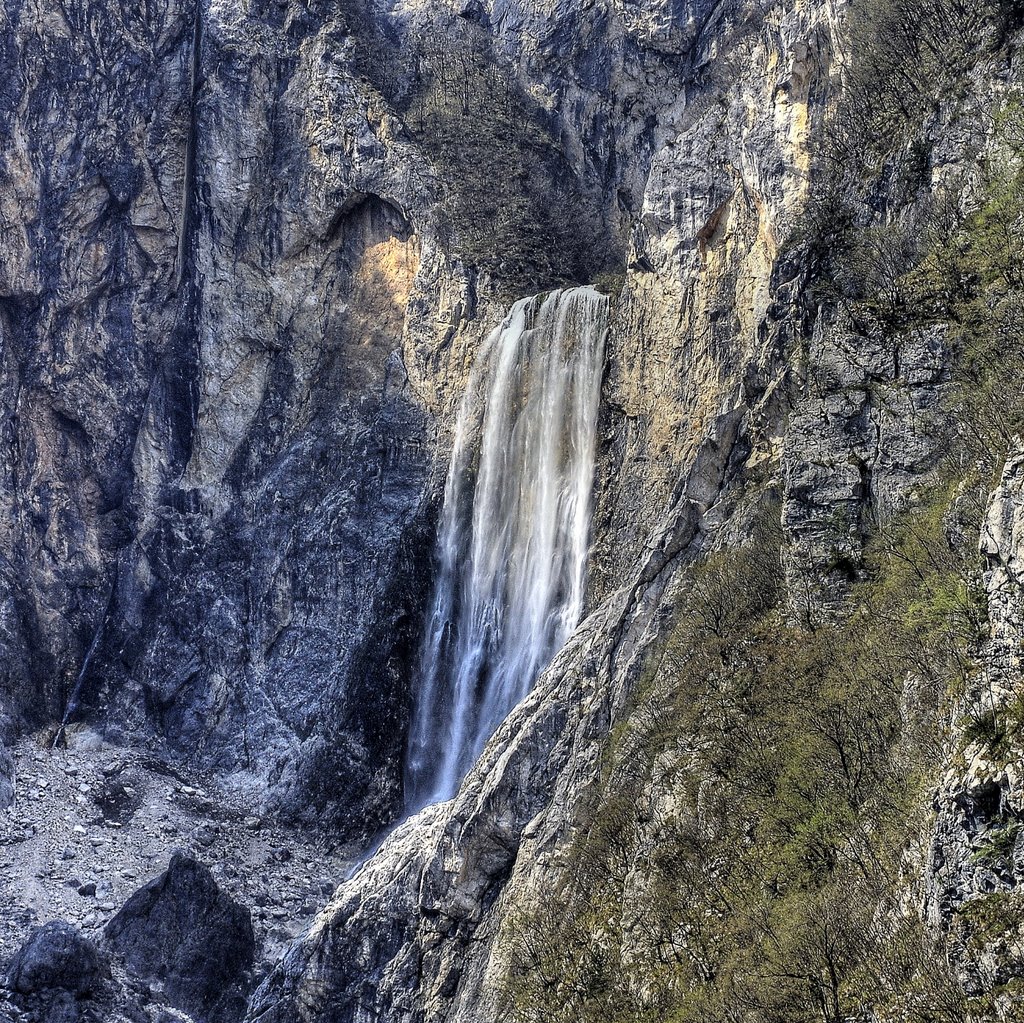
91, 769, 144, 824
105, 852, 255, 1022
6, 921, 107, 997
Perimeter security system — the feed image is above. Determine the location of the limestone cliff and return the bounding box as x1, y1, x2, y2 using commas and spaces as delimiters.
245, 1, 846, 1017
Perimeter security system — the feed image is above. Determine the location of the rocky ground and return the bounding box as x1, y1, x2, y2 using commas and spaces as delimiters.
0, 727, 354, 993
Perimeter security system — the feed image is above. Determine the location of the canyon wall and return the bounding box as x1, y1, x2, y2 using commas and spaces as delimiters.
2, 0, 1024, 1019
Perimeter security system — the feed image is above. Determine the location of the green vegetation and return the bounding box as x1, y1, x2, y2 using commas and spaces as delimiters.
499, 3, 1024, 1021
501, 486, 975, 1023
833, 0, 1017, 179
971, 821, 1020, 866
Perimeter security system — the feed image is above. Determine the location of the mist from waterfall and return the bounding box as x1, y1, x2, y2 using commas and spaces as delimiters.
405, 287, 609, 810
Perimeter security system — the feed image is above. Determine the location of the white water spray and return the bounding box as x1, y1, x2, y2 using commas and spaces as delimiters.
406, 286, 609, 809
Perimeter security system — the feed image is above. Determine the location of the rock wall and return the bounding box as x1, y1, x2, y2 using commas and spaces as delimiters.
0, 0, 837, 831
0, 0, 194, 736
3, 0, 442, 835
2, 0, 613, 835
1, 0, 787, 839
4, 0, 1024, 1018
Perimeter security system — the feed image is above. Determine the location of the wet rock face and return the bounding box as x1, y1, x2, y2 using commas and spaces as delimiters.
105, 852, 255, 1022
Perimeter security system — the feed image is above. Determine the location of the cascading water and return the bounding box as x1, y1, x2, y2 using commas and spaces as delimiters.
406, 286, 609, 809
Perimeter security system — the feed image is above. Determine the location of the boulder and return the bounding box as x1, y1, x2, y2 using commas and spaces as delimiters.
6, 921, 107, 996
105, 853, 255, 1022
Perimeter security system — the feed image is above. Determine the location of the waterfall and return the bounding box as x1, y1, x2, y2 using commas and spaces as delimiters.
406, 286, 609, 809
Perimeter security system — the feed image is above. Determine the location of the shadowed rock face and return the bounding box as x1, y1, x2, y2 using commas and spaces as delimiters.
0, 0, 441, 837
0, 0, 196, 745
105, 853, 255, 1022
0, 745, 12, 809
75, 186, 437, 836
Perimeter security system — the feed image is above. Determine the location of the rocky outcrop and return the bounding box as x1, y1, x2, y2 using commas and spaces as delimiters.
0, 743, 12, 810
781, 317, 950, 620
69, 0, 445, 836
779, 31, 1017, 620
979, 446, 1024, 700
927, 445, 1024, 939
0, 0, 196, 814
4, 921, 110, 1023
591, 0, 836, 599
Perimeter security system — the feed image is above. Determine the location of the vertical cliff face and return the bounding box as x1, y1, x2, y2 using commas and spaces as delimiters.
925, 447, 1024, 988
1, 0, 446, 834
0, 0, 833, 826
78, 2, 449, 834
0, 0, 748, 834
593, 0, 836, 597
0, 0, 196, 759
